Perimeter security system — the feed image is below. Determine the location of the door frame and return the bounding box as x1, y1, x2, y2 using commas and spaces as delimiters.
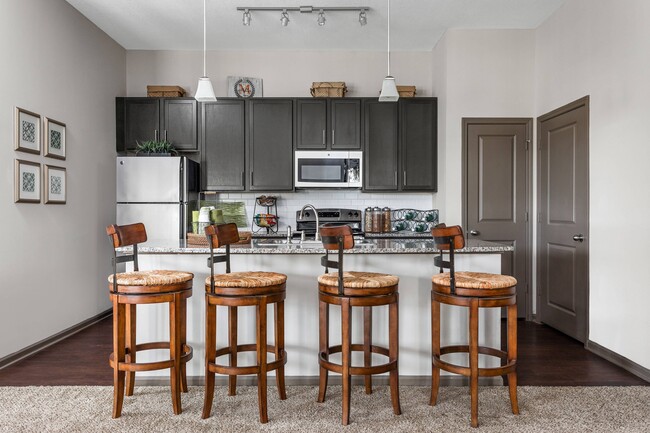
536, 96, 590, 340
462, 117, 534, 320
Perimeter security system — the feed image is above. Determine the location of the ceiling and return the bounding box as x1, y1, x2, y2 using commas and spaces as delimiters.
65, 0, 566, 51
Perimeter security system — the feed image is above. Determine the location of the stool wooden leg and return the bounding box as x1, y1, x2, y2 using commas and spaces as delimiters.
180, 298, 188, 393
317, 299, 329, 403
257, 299, 269, 424
507, 302, 519, 415
125, 304, 136, 397
430, 295, 441, 406
202, 296, 216, 419
389, 295, 401, 415
228, 306, 238, 396
112, 300, 126, 419
469, 298, 479, 428
169, 293, 182, 415
275, 300, 287, 400
341, 298, 352, 426
363, 306, 373, 395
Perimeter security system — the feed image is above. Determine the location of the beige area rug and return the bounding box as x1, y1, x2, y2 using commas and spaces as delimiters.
0, 385, 648, 432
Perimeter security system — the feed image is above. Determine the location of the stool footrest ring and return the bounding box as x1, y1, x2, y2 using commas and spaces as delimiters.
433, 345, 516, 377
207, 345, 287, 376
319, 344, 397, 376
109, 342, 193, 372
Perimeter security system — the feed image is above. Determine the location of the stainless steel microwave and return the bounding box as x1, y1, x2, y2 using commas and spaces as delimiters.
294, 151, 363, 188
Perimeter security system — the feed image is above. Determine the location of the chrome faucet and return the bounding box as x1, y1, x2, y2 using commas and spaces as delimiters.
299, 204, 321, 242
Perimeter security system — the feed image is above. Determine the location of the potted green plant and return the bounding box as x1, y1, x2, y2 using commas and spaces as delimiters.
135, 140, 178, 156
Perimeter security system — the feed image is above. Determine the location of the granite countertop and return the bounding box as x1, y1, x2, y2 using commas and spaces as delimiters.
119, 238, 513, 255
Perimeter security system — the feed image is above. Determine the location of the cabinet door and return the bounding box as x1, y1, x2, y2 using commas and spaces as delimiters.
201, 100, 246, 191
119, 98, 160, 151
249, 99, 294, 191
400, 99, 437, 191
162, 99, 198, 151
330, 99, 361, 150
296, 99, 327, 149
364, 100, 399, 191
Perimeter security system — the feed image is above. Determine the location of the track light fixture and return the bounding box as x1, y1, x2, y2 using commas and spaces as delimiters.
359, 9, 367, 26
236, 5, 370, 27
280, 9, 290, 26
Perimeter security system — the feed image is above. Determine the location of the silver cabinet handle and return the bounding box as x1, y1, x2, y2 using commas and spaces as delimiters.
332, 129, 335, 145
469, 230, 480, 236
573, 234, 584, 242
403, 170, 407, 186
154, 130, 158, 141
394, 171, 398, 186
322, 130, 326, 145
241, 172, 245, 187
250, 171, 253, 186
164, 130, 167, 141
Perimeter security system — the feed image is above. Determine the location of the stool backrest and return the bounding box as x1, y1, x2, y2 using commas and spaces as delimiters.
106, 223, 147, 293
431, 224, 465, 295
204, 223, 238, 294
319, 224, 354, 295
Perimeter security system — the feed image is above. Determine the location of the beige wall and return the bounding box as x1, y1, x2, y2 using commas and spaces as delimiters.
535, 0, 650, 369
126, 50, 432, 97
431, 29, 536, 224
0, 0, 125, 359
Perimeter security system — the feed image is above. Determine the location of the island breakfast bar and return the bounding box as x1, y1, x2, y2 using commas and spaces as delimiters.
117, 238, 513, 384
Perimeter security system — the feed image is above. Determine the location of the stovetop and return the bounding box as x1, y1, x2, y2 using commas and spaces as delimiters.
295, 208, 362, 234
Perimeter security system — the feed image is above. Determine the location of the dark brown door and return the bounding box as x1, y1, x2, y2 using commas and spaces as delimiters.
538, 97, 589, 342
464, 118, 532, 318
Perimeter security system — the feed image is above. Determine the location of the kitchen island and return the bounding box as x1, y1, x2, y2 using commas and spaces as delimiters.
120, 238, 513, 384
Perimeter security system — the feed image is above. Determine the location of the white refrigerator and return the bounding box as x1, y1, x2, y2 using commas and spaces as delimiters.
116, 156, 199, 241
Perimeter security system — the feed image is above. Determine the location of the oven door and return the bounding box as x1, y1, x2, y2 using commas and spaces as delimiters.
295, 151, 349, 187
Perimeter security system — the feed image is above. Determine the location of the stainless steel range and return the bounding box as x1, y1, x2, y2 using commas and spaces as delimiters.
295, 208, 363, 236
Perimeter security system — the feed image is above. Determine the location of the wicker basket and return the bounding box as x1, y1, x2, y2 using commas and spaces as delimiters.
147, 85, 186, 97
310, 82, 347, 98
397, 86, 416, 97
186, 231, 252, 247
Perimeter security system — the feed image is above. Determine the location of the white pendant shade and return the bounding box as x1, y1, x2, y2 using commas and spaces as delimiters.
379, 76, 399, 101
195, 76, 216, 101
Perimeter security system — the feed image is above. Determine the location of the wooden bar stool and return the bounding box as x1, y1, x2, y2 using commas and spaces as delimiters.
317, 224, 401, 426
202, 223, 287, 423
105, 223, 193, 418
429, 224, 519, 428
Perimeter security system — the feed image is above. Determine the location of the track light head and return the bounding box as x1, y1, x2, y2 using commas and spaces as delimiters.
317, 9, 326, 26
242, 9, 251, 26
359, 9, 367, 26
280, 9, 290, 26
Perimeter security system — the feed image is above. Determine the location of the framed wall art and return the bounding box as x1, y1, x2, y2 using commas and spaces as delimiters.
227, 76, 263, 98
44, 165, 67, 204
44, 118, 66, 160
15, 107, 41, 154
14, 159, 41, 203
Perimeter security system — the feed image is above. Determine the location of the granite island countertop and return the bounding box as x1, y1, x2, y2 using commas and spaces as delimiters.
120, 238, 513, 255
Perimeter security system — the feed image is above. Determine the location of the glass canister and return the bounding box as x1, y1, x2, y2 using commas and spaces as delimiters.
382, 207, 392, 233
364, 207, 373, 233
371, 206, 382, 233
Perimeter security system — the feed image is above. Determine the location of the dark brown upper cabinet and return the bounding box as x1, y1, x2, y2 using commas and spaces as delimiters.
363, 97, 437, 192
399, 98, 437, 191
295, 98, 362, 150
116, 97, 198, 152
248, 99, 294, 191
201, 100, 246, 191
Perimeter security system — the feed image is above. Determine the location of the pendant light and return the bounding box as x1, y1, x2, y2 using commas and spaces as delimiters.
379, 0, 399, 102
195, 0, 216, 101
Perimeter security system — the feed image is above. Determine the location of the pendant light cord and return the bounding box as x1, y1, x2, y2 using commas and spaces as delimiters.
387, 0, 390, 76
203, 0, 207, 77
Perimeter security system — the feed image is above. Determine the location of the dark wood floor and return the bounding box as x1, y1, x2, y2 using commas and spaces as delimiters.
0, 317, 646, 386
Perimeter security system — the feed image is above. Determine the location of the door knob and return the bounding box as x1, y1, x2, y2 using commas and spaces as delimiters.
469, 230, 480, 236
573, 234, 584, 242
